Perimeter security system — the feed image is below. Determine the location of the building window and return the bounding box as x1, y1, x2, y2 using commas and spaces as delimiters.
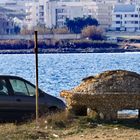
57, 21, 64, 27
135, 14, 138, 17
39, 5, 44, 10
39, 12, 44, 16
57, 15, 65, 19
135, 21, 138, 24
116, 21, 120, 24
131, 21, 134, 24
56, 9, 64, 13
116, 27, 120, 31
116, 15, 120, 17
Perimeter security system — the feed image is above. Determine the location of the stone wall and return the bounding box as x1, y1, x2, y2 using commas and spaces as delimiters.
60, 70, 140, 120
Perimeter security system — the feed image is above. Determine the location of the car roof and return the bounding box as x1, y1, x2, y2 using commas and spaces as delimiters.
0, 75, 32, 84
0, 75, 24, 79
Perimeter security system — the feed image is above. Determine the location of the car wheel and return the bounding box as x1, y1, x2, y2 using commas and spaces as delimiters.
48, 106, 59, 114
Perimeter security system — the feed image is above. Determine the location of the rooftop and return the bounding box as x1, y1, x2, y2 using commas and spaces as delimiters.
114, 4, 135, 13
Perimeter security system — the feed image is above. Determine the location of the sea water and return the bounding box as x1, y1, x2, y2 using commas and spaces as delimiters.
0, 53, 139, 97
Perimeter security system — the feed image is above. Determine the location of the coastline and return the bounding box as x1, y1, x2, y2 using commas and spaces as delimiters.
0, 48, 139, 54
0, 39, 140, 54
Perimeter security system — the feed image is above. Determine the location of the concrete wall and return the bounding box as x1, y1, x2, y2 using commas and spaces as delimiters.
0, 34, 81, 40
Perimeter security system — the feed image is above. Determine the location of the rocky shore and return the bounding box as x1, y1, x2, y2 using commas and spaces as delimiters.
0, 39, 140, 54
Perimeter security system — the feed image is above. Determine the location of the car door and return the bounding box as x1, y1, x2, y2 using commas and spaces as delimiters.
8, 78, 47, 117
0, 78, 15, 119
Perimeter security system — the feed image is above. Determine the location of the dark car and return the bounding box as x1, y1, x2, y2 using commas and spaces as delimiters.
0, 75, 66, 120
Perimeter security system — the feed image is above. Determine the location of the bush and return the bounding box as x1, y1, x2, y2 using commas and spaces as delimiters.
65, 17, 99, 33
81, 26, 104, 40
52, 27, 69, 34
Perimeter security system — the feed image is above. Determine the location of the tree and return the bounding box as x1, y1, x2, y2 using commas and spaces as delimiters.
65, 18, 75, 32
85, 17, 98, 26
81, 25, 104, 40
14, 25, 20, 34
65, 17, 99, 33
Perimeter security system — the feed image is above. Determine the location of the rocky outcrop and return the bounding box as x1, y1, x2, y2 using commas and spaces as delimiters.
60, 70, 140, 120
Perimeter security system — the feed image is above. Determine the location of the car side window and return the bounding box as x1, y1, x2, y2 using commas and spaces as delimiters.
0, 79, 8, 96
10, 79, 29, 96
25, 83, 35, 96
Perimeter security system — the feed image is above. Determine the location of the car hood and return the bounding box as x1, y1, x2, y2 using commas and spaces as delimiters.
44, 93, 66, 110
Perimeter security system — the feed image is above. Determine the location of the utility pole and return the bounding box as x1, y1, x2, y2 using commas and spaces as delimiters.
34, 31, 39, 125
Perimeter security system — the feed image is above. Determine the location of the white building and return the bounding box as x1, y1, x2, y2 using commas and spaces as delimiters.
25, 0, 97, 29
111, 4, 140, 32
25, 2, 39, 29
45, 1, 97, 28
95, 0, 117, 29
0, 11, 15, 34
0, 0, 37, 12
25, 0, 140, 30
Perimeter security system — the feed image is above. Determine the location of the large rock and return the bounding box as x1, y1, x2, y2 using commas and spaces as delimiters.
60, 70, 140, 120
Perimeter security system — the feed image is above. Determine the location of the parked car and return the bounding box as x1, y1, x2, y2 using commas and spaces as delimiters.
0, 75, 66, 120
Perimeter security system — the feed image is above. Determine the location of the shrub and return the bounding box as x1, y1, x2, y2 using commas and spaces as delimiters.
52, 27, 69, 34
81, 26, 104, 40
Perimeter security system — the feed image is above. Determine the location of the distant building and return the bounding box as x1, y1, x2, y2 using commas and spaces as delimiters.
0, 13, 15, 34
45, 1, 97, 28
25, 0, 97, 29
25, 2, 39, 29
111, 4, 140, 32
25, 0, 140, 30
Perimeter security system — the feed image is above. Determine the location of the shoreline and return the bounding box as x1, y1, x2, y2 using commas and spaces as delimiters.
0, 39, 140, 54
0, 49, 139, 54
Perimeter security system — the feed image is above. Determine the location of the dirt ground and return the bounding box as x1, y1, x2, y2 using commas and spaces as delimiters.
1, 114, 140, 140
59, 126, 140, 140
56, 115, 140, 140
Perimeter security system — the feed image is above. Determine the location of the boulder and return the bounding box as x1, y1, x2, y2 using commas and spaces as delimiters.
60, 70, 140, 120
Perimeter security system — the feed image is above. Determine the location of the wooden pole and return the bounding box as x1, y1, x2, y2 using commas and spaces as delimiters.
138, 109, 140, 119
34, 31, 39, 124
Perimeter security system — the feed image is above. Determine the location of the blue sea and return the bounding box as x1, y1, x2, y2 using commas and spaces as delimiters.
0, 53, 139, 97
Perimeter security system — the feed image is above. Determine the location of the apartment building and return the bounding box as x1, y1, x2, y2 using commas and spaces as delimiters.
25, 0, 97, 29
25, 2, 38, 29
0, 0, 37, 12
95, 0, 117, 30
25, 0, 140, 30
111, 4, 140, 32
0, 12, 15, 34
47, 1, 97, 28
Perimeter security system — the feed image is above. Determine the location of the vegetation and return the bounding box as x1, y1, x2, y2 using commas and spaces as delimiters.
0, 111, 140, 140
20, 17, 100, 36
51, 27, 69, 34
65, 17, 99, 33
81, 25, 104, 40
14, 26, 21, 34
0, 37, 139, 53
0, 39, 125, 54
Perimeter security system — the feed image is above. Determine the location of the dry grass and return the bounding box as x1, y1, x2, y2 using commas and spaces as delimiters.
0, 112, 140, 140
